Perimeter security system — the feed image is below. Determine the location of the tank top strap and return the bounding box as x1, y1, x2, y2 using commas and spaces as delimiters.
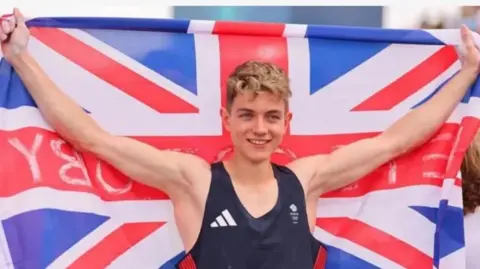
208, 162, 237, 196
271, 163, 306, 198
197, 161, 255, 232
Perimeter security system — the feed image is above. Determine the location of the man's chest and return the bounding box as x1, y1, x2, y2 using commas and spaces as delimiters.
233, 183, 279, 219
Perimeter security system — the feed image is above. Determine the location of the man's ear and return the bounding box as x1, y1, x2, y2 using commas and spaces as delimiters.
284, 112, 293, 134
220, 107, 231, 132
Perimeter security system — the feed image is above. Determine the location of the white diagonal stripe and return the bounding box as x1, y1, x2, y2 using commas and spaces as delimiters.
46, 220, 122, 269
61, 28, 198, 106
313, 227, 403, 269
216, 215, 227, 227
0, 187, 174, 222
107, 221, 184, 269
221, 210, 236, 226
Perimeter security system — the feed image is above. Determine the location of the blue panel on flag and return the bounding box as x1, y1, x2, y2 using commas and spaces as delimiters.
27, 17, 192, 34
410, 205, 438, 223
435, 201, 465, 264
0, 59, 36, 109
83, 29, 198, 95
470, 77, 480, 99
0, 59, 90, 113
306, 25, 445, 45
2, 209, 108, 269
308, 38, 388, 94
411, 203, 465, 267
325, 245, 379, 268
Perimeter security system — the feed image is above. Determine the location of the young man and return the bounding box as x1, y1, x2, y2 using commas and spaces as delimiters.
2, 8, 479, 269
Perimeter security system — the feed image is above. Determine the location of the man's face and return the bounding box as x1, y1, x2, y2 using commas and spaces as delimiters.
221, 91, 292, 163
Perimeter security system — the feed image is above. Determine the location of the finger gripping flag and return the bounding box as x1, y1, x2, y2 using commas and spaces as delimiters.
0, 17, 479, 269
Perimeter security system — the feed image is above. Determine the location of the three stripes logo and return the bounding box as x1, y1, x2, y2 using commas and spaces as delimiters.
210, 209, 237, 228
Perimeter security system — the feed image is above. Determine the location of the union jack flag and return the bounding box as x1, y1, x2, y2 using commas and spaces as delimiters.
0, 17, 479, 269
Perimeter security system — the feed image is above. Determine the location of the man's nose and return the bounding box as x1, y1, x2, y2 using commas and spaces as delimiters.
252, 118, 268, 135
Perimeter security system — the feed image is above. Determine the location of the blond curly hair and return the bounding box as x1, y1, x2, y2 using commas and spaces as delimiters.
226, 60, 291, 110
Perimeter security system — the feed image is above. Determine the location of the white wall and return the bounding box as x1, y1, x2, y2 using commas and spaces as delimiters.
383, 5, 461, 28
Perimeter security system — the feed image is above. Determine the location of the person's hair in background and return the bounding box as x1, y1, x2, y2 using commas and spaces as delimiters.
457, 6, 480, 33
462, 132, 480, 269
462, 133, 480, 215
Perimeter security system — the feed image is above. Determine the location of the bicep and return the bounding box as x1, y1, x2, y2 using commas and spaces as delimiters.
90, 134, 210, 196
292, 136, 400, 197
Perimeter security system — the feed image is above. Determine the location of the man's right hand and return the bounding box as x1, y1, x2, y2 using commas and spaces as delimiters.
0, 8, 29, 62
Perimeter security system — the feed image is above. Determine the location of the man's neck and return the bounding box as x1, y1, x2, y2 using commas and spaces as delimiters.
225, 153, 274, 185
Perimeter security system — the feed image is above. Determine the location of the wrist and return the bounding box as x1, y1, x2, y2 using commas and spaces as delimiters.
460, 65, 479, 76
8, 49, 32, 68
459, 66, 479, 82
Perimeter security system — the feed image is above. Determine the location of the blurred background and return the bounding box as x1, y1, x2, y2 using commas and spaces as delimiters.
0, 4, 479, 30
173, 6, 480, 30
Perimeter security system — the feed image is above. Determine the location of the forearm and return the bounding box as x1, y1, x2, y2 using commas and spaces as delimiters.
8, 51, 209, 196
384, 67, 478, 152
10, 51, 105, 150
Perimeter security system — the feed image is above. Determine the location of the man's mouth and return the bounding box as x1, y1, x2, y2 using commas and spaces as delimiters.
247, 139, 271, 145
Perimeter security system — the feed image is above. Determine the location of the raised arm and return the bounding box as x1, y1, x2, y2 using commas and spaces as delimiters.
1, 9, 210, 199
290, 25, 480, 197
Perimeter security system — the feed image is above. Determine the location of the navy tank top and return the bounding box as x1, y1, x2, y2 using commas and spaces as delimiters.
176, 162, 327, 269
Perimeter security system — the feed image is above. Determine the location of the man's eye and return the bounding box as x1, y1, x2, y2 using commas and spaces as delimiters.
269, 115, 280, 120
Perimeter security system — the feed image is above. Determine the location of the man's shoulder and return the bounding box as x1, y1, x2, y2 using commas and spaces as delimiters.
286, 155, 327, 177
179, 155, 213, 192
285, 155, 330, 195
274, 162, 297, 175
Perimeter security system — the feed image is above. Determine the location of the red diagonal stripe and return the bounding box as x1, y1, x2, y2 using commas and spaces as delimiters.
352, 46, 458, 111
30, 27, 198, 114
317, 217, 432, 268
69, 222, 165, 268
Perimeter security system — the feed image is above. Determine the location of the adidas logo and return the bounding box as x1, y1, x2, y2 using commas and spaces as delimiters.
210, 209, 237, 228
